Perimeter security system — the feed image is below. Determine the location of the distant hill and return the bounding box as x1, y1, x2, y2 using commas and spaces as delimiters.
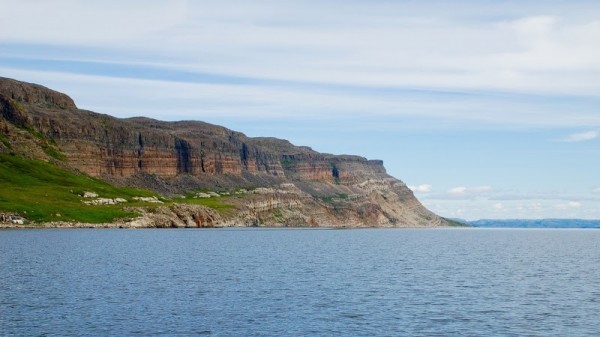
469, 219, 600, 229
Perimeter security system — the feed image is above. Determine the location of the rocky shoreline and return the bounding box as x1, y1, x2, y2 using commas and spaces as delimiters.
1, 202, 457, 229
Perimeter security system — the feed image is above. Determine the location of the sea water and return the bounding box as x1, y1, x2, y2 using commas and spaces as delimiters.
1, 228, 599, 336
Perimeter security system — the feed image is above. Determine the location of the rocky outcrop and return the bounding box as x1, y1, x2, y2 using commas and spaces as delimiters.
0, 213, 28, 225
0, 77, 76, 110
0, 76, 450, 227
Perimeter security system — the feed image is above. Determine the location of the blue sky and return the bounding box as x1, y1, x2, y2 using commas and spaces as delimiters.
1, 0, 599, 220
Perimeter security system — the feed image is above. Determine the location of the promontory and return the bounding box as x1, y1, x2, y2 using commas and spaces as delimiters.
0, 76, 455, 228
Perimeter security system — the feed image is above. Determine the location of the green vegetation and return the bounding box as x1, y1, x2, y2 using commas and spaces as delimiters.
280, 158, 293, 170
24, 127, 67, 161
179, 197, 235, 215
444, 218, 470, 227
40, 143, 67, 161
0, 153, 155, 223
0, 133, 11, 149
271, 208, 285, 222
180, 191, 235, 215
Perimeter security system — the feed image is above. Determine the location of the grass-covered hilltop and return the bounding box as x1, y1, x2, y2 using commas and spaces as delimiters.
0, 76, 456, 228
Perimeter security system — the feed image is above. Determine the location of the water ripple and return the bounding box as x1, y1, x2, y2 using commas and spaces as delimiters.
1, 228, 599, 336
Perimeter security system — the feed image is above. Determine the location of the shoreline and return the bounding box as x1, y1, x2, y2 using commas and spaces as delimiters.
4, 223, 599, 230
0, 223, 462, 230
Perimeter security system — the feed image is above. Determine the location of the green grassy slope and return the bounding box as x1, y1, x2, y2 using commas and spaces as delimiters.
0, 153, 156, 223
179, 192, 235, 215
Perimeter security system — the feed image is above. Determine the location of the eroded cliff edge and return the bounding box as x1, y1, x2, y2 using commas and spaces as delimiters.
0, 76, 450, 227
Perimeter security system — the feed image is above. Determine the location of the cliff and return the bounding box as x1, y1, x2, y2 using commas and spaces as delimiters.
0, 76, 449, 227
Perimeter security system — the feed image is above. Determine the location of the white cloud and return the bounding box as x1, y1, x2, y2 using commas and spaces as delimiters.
448, 187, 468, 195
2, 2, 600, 97
1, 67, 439, 121
423, 184, 600, 219
408, 184, 432, 193
0, 2, 599, 129
447, 186, 491, 196
423, 186, 600, 206
561, 130, 599, 142
474, 186, 492, 193
423, 185, 492, 200
455, 209, 466, 217
0, 1, 189, 44
9, 65, 598, 130
424, 199, 588, 220
555, 201, 582, 210
593, 187, 600, 193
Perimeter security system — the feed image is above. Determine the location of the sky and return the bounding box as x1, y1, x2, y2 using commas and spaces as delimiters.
1, 0, 599, 220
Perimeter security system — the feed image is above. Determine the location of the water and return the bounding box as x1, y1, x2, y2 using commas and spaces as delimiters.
1, 228, 599, 336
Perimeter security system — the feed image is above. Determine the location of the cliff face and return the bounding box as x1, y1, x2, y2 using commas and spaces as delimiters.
0, 77, 448, 227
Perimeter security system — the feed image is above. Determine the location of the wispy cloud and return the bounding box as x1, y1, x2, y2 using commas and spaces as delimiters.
423, 187, 600, 204
2, 2, 600, 103
0, 1, 189, 44
561, 130, 599, 142
488, 192, 600, 202
555, 201, 582, 210
425, 186, 492, 200
447, 187, 468, 195
8, 65, 599, 129
408, 184, 432, 193
448, 186, 491, 196
0, 2, 599, 132
422, 198, 596, 221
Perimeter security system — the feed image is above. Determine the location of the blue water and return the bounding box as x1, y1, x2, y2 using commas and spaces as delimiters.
1, 228, 599, 336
